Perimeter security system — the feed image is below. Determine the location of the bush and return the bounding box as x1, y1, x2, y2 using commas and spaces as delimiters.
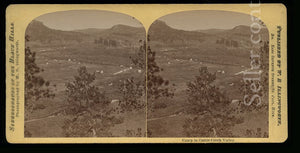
118, 77, 144, 112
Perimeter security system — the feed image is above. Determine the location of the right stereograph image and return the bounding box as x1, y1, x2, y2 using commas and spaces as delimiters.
146, 10, 269, 137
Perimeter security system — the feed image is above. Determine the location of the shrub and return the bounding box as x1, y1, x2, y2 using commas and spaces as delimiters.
65, 66, 109, 109
118, 77, 145, 112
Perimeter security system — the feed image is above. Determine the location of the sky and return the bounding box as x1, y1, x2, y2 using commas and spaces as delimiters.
159, 10, 256, 31
35, 10, 143, 31
35, 10, 256, 31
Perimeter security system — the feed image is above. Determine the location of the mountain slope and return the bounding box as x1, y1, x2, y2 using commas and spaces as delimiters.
93, 24, 145, 44
26, 20, 146, 47
220, 25, 269, 42
26, 20, 91, 43
148, 20, 209, 47
148, 20, 269, 49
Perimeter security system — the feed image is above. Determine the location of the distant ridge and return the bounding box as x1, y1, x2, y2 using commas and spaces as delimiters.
148, 20, 208, 46
26, 20, 146, 45
148, 20, 269, 48
26, 20, 90, 43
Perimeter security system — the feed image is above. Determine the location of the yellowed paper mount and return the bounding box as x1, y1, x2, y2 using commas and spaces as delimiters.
6, 4, 287, 143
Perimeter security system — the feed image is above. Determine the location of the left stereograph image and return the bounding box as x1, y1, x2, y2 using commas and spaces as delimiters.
24, 10, 146, 137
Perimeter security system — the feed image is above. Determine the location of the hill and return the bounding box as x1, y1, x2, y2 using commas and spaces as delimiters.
148, 20, 209, 47
91, 24, 145, 46
148, 20, 269, 50
26, 20, 146, 47
218, 25, 269, 42
26, 20, 91, 44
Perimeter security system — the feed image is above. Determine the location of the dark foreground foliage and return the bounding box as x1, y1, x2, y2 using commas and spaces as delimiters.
183, 67, 243, 137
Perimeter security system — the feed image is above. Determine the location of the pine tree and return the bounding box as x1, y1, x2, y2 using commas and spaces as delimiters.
146, 35, 174, 102
183, 67, 242, 137
185, 67, 226, 113
129, 36, 174, 112
65, 66, 109, 110
63, 66, 118, 137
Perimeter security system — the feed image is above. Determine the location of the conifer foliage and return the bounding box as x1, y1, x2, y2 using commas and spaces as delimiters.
129, 36, 175, 112
183, 67, 242, 137
65, 66, 109, 109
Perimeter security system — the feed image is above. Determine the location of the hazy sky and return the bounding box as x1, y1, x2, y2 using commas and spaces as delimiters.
159, 10, 255, 31
35, 10, 143, 31
35, 10, 256, 31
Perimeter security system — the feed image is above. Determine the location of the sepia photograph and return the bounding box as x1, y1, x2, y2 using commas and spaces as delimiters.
146, 10, 269, 137
24, 10, 147, 137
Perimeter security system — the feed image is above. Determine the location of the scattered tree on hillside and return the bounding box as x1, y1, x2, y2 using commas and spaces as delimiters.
25, 35, 55, 116
183, 67, 243, 137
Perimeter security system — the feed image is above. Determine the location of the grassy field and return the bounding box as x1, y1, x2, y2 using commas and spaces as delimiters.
25, 41, 268, 138
26, 42, 268, 137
